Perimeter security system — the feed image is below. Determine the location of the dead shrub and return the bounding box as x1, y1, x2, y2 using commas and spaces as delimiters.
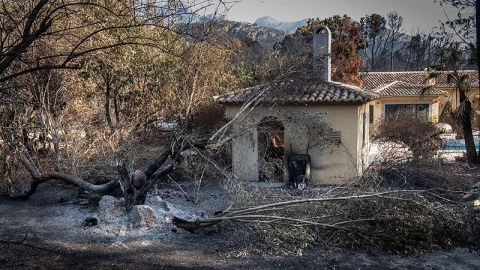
318, 196, 469, 255
189, 101, 226, 135
376, 115, 442, 160
360, 160, 473, 201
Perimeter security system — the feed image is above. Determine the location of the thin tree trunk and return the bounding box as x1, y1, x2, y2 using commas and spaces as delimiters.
390, 37, 394, 71
52, 133, 61, 172
22, 128, 34, 153
475, 0, 480, 132
114, 96, 120, 125
462, 114, 477, 164
460, 94, 478, 164
185, 69, 199, 129
428, 37, 431, 67
405, 50, 411, 71
371, 37, 376, 71
105, 79, 115, 134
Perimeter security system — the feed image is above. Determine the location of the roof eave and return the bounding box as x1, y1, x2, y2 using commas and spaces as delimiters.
216, 99, 377, 106
379, 94, 446, 98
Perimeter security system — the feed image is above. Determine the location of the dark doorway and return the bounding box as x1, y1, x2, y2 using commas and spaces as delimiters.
258, 117, 285, 182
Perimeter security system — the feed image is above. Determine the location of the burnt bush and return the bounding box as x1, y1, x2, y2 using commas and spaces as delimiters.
376, 114, 442, 160
360, 160, 472, 201
188, 101, 226, 135
318, 196, 469, 255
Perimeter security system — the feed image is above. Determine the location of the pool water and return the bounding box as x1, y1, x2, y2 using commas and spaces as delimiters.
440, 139, 480, 151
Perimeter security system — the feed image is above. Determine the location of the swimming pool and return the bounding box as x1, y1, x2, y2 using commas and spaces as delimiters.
440, 139, 480, 151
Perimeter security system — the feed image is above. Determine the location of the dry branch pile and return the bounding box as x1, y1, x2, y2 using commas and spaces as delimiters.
173, 189, 479, 256
360, 160, 474, 201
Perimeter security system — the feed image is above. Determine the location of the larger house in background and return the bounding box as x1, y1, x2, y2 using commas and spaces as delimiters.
361, 70, 480, 128
214, 26, 377, 184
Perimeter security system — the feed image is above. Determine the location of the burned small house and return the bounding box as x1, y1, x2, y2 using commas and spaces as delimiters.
214, 26, 378, 184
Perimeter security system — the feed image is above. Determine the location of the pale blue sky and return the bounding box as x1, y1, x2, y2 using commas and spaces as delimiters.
224, 0, 450, 33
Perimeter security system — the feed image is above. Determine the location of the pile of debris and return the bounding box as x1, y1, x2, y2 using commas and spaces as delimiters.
86, 195, 198, 229
172, 189, 479, 256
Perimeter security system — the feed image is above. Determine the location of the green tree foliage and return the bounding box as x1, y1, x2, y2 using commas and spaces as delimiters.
230, 36, 264, 88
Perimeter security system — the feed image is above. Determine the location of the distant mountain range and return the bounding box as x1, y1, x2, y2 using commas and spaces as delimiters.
201, 16, 308, 47
186, 20, 286, 48
213, 16, 309, 46
254, 16, 309, 34
220, 20, 286, 47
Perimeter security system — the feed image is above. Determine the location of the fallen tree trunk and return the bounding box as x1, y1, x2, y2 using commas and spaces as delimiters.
16, 153, 120, 200
16, 138, 209, 210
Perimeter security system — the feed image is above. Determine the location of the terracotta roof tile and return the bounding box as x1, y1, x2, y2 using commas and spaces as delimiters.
360, 70, 479, 90
214, 78, 378, 105
374, 81, 447, 97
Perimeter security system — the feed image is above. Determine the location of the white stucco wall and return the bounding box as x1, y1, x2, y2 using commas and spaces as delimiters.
225, 103, 368, 184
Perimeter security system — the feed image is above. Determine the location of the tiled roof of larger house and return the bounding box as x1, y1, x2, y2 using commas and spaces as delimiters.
361, 70, 479, 90
373, 81, 447, 97
214, 76, 378, 105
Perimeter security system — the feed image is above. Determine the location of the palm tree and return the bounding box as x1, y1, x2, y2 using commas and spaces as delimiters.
425, 45, 478, 164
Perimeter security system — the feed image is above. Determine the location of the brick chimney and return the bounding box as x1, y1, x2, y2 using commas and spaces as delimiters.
313, 26, 332, 82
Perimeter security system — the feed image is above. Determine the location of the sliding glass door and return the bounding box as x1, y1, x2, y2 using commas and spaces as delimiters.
385, 104, 429, 121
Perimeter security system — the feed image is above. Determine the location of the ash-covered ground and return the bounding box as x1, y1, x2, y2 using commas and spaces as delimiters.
1, 180, 479, 270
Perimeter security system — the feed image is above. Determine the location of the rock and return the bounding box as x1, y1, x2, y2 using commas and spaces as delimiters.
159, 201, 176, 212
85, 216, 98, 227
160, 201, 170, 211
130, 205, 156, 228
475, 200, 480, 210
466, 200, 480, 211
98, 195, 125, 221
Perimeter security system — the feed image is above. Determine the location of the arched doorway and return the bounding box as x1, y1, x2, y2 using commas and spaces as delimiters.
257, 116, 285, 182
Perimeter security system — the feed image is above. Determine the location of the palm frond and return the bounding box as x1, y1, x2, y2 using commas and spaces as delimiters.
439, 100, 452, 122
453, 101, 473, 127
420, 85, 434, 99
456, 74, 471, 93
447, 73, 456, 84
425, 72, 439, 81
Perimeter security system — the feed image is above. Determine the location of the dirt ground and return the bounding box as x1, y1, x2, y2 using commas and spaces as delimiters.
1, 181, 479, 270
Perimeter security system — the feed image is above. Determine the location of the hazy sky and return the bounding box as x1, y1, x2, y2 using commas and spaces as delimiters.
225, 0, 450, 33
